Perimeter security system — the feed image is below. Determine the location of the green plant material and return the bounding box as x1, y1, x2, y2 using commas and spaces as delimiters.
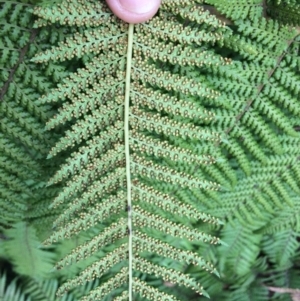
0, 0, 300, 301
267, 0, 300, 26
0, 273, 30, 301
2, 222, 55, 278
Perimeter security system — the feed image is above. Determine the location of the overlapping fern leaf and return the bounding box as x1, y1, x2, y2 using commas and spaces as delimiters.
180, 2, 300, 300
0, 272, 30, 301
0, 0, 70, 235
198, 2, 300, 233
31, 0, 229, 299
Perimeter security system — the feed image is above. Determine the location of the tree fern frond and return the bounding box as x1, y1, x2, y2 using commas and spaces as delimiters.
134, 206, 220, 243
223, 284, 269, 301
133, 277, 180, 301
195, 8, 300, 231
262, 196, 300, 234
112, 291, 129, 301
132, 182, 219, 223
48, 123, 123, 184
54, 219, 128, 269
133, 231, 217, 275
51, 188, 126, 232
33, 0, 113, 28
31, 0, 227, 299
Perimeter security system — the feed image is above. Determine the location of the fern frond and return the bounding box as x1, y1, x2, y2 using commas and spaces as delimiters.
56, 243, 128, 297
133, 231, 217, 275
262, 230, 300, 268
0, 0, 70, 233
31, 0, 227, 299
193, 5, 300, 232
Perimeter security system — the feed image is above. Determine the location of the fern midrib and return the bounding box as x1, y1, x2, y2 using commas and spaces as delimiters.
124, 23, 134, 301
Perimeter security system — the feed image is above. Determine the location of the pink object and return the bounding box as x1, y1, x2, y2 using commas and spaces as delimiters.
106, 0, 161, 23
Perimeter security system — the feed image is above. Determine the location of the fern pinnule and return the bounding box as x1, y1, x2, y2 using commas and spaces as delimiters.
80, 267, 129, 301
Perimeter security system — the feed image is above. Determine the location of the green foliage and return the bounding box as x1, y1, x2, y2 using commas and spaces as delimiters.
0, 0, 300, 301
267, 0, 300, 25
1, 222, 55, 278
0, 273, 30, 301
206, 0, 263, 20
0, 0, 69, 237
0, 270, 102, 301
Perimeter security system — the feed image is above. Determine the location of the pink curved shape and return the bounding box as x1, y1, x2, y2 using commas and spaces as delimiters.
106, 0, 161, 24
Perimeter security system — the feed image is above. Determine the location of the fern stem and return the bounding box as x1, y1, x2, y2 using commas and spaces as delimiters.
124, 23, 134, 301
